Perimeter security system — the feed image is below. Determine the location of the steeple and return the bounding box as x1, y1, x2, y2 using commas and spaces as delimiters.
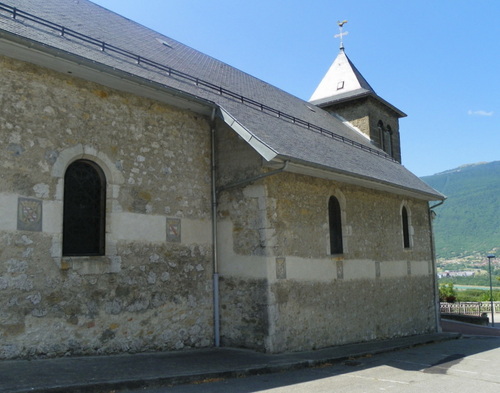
309, 48, 376, 104
309, 24, 406, 163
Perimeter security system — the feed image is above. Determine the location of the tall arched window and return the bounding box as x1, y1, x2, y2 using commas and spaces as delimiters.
377, 120, 384, 150
384, 125, 393, 156
329, 196, 343, 254
402, 206, 411, 249
63, 160, 106, 256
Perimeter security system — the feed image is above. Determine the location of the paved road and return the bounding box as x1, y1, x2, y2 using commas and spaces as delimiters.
120, 336, 500, 393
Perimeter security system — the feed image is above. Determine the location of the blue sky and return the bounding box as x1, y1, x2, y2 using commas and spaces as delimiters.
91, 0, 500, 177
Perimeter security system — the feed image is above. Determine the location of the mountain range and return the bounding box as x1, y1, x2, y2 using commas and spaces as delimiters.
421, 161, 500, 261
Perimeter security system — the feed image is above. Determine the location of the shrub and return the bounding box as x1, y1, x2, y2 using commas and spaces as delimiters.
439, 283, 457, 303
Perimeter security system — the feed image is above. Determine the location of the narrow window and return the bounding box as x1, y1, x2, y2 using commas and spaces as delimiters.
384, 126, 393, 156
63, 160, 106, 256
402, 206, 410, 249
377, 120, 384, 151
329, 196, 343, 254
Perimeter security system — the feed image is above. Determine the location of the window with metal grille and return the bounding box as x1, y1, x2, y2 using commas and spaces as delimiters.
329, 196, 343, 254
63, 160, 106, 256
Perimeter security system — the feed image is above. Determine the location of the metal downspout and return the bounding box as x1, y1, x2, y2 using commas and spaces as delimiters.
211, 158, 289, 347
210, 108, 220, 347
429, 199, 445, 332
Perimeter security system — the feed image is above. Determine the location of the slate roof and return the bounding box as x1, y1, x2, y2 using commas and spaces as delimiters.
309, 48, 406, 118
0, 0, 443, 200
310, 48, 375, 101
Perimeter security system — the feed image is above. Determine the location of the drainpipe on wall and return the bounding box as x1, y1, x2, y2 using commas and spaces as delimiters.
428, 199, 445, 333
210, 107, 220, 347
210, 132, 289, 348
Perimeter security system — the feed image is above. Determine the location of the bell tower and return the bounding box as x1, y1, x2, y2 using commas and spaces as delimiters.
309, 21, 406, 163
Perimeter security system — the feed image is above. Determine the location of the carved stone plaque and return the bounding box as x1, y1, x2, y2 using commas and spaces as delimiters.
17, 197, 42, 232
166, 218, 181, 243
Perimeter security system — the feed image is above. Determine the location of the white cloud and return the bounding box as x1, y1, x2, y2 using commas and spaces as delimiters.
468, 110, 494, 116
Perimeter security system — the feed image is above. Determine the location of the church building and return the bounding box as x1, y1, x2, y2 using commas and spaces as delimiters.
0, 0, 444, 359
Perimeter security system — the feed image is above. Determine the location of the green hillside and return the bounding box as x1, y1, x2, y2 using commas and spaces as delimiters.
421, 161, 500, 261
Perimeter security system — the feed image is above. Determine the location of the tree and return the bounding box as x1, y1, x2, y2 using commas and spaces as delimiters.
439, 283, 457, 303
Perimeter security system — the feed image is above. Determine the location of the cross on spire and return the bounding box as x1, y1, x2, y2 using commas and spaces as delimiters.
334, 20, 348, 50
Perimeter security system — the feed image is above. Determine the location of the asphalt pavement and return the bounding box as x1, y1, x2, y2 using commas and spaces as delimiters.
4, 317, 500, 393
0, 332, 459, 393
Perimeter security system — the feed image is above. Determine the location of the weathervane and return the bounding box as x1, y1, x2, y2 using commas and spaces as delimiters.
335, 20, 348, 50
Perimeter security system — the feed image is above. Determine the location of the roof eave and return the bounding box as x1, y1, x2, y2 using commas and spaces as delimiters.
0, 30, 217, 116
266, 158, 445, 202
311, 90, 407, 118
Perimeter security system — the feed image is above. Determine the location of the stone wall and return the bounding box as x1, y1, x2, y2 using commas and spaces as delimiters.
325, 98, 402, 163
0, 56, 214, 358
217, 160, 438, 352
267, 275, 436, 353
0, 53, 438, 358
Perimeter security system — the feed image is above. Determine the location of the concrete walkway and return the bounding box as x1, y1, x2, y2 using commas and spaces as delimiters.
0, 333, 458, 393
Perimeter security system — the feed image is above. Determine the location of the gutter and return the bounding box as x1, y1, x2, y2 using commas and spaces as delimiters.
217, 161, 289, 194
0, 31, 216, 116
211, 159, 289, 347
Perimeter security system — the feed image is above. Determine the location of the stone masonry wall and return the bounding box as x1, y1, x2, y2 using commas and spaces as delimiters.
216, 159, 437, 352
0, 56, 214, 358
264, 173, 436, 352
327, 98, 402, 163
268, 275, 435, 352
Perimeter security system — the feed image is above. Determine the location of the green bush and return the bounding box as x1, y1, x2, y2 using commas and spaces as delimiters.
439, 283, 457, 303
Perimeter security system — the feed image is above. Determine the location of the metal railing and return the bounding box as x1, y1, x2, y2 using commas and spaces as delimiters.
0, 2, 397, 163
440, 301, 499, 316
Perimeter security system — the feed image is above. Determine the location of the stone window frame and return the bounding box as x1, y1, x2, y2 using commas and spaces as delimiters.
400, 202, 413, 249
51, 145, 124, 273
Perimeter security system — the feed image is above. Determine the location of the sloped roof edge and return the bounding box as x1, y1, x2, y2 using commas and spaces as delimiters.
219, 107, 278, 161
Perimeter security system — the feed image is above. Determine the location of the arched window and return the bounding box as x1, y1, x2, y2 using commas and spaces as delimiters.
402, 206, 411, 249
384, 126, 393, 156
377, 120, 384, 150
63, 159, 106, 256
329, 196, 343, 254
377, 120, 393, 157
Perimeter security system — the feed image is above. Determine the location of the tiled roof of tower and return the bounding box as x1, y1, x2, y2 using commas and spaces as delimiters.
310, 48, 375, 101
309, 48, 406, 118
0, 0, 443, 200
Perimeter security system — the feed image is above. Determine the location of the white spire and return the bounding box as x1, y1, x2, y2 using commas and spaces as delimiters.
309, 49, 374, 103
309, 23, 375, 103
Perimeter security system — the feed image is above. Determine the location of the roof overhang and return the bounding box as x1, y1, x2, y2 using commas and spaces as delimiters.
0, 30, 216, 116
265, 158, 445, 202
311, 89, 407, 118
